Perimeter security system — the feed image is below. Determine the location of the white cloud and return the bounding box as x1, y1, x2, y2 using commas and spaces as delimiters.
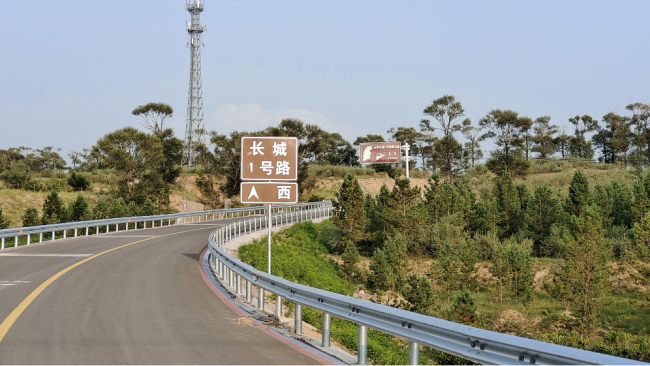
209, 103, 362, 141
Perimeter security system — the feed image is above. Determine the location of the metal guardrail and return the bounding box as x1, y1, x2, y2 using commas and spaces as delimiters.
207, 205, 647, 366
0, 202, 327, 251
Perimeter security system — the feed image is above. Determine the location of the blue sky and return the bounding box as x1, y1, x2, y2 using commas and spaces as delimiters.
1, 1, 649, 159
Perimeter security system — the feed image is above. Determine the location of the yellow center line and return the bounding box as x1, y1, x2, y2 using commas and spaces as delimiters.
0, 225, 217, 344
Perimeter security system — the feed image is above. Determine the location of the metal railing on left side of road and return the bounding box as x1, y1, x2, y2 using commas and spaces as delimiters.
0, 202, 328, 251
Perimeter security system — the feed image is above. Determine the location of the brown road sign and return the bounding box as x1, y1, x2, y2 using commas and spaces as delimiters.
359, 142, 401, 164
240, 182, 298, 204
241, 136, 299, 181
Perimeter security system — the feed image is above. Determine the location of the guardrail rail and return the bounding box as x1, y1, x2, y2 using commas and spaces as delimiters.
207, 202, 647, 366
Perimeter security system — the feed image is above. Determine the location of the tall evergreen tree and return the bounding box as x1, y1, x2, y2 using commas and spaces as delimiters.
489, 244, 510, 304
525, 186, 561, 255
564, 170, 591, 218
340, 243, 361, 283
459, 239, 479, 290
403, 275, 436, 315
430, 240, 461, 303
42, 191, 66, 225
633, 176, 650, 224
68, 195, 90, 222
494, 170, 521, 237
554, 208, 611, 338
447, 287, 478, 325
568, 115, 598, 160
506, 244, 534, 304
21, 207, 40, 227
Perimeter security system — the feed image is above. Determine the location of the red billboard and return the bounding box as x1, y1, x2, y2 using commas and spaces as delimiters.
359, 142, 401, 164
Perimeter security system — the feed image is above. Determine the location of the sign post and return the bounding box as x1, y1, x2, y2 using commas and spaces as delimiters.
240, 136, 299, 275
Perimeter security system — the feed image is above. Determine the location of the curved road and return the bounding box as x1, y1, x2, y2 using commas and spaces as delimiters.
0, 221, 325, 364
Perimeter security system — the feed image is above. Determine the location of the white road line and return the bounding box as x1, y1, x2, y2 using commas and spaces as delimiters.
0, 284, 17, 286
0, 254, 93, 257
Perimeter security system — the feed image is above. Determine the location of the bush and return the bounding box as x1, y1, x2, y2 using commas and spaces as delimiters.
67, 171, 91, 191
307, 164, 376, 178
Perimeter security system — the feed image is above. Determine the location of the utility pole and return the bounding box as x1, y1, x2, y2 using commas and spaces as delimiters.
182, 0, 207, 167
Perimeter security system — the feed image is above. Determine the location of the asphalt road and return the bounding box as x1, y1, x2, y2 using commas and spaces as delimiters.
0, 220, 323, 364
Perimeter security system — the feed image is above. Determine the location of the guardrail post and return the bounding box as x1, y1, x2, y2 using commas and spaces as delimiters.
322, 313, 331, 347
246, 281, 252, 302
1, 237, 4, 250
27, 234, 30, 246
358, 324, 367, 365
52, 231, 55, 241
294, 304, 302, 335
258, 287, 264, 311
74, 228, 77, 237
275, 295, 282, 316
228, 268, 233, 287
85, 227, 89, 236
39, 232, 43, 243
409, 341, 420, 365
236, 274, 241, 295
63, 230, 66, 239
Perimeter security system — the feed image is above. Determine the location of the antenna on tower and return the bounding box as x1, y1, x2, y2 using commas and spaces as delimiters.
182, 0, 207, 167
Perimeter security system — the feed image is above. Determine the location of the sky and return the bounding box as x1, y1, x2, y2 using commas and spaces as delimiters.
1, 1, 649, 161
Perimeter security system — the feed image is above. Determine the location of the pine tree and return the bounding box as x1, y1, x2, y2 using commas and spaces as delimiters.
42, 191, 65, 225
506, 244, 534, 304
403, 274, 436, 315
470, 189, 498, 234
555, 207, 611, 338
448, 287, 478, 325
593, 184, 613, 228
430, 240, 461, 303
632, 211, 650, 260
494, 170, 521, 237
68, 195, 90, 222
340, 243, 361, 282
93, 199, 110, 220
332, 174, 368, 248
632, 177, 650, 224
369, 248, 393, 291
0, 204, 10, 229
21, 207, 40, 227
489, 244, 510, 304
141, 198, 156, 216
564, 169, 591, 218
610, 181, 633, 228
384, 234, 410, 292
525, 186, 561, 255
459, 239, 479, 290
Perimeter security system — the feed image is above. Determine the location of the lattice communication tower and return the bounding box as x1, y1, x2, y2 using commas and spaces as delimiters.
182, 0, 207, 167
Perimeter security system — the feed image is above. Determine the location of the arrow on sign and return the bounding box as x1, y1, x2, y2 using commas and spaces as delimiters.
247, 185, 259, 200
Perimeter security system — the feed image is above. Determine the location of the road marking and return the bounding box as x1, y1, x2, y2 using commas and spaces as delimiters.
90, 235, 157, 238
0, 254, 93, 257
0, 284, 16, 286
0, 225, 217, 344
0, 281, 31, 284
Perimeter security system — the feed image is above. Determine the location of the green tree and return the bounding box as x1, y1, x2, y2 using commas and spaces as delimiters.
131, 102, 174, 136
421, 95, 467, 182
632, 211, 650, 260
42, 191, 66, 225
430, 241, 461, 303
447, 287, 478, 325
67, 171, 91, 191
555, 209, 611, 338
461, 121, 484, 168
21, 207, 40, 227
568, 115, 598, 160
489, 244, 509, 304
332, 174, 368, 249
94, 127, 164, 200
626, 102, 650, 166
506, 244, 534, 304
0, 204, 11, 229
564, 169, 592, 218
402, 275, 436, 315
479, 109, 533, 177
525, 185, 561, 255
369, 235, 410, 292
494, 170, 522, 237
140, 198, 157, 216
68, 195, 90, 222
459, 239, 479, 290
531, 116, 558, 159
157, 129, 183, 184
633, 176, 650, 224
340, 243, 361, 283
92, 199, 111, 220
0, 161, 30, 188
